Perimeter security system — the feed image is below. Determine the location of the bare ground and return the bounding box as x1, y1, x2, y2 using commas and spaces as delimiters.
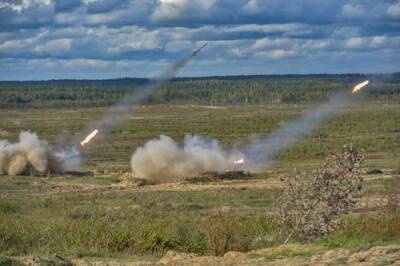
7, 244, 400, 265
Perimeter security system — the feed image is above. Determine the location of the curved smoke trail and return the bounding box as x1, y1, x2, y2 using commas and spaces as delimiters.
78, 43, 208, 145
242, 91, 350, 171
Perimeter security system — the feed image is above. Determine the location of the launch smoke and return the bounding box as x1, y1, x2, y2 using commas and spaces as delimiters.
80, 44, 207, 144
0, 131, 79, 176
242, 91, 350, 170
130, 134, 243, 182
131, 85, 366, 181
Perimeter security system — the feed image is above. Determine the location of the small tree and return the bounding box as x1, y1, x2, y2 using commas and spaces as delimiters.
279, 146, 364, 243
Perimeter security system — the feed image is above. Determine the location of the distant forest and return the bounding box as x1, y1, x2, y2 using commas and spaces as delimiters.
0, 74, 399, 108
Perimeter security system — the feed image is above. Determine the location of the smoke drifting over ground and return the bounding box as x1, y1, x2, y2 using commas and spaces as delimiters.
0, 131, 79, 176
131, 91, 360, 181
131, 134, 243, 182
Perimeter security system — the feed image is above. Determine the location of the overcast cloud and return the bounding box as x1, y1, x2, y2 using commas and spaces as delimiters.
0, 0, 399, 79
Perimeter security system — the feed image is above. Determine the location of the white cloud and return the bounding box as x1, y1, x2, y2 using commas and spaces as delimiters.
152, 0, 215, 21
333, 26, 360, 38
251, 38, 290, 50
0, 0, 53, 13
34, 38, 72, 53
370, 36, 385, 47
340, 4, 364, 19
387, 2, 400, 17
241, 0, 259, 14
255, 49, 297, 59
152, 0, 188, 20
86, 12, 120, 25
64, 58, 112, 68
165, 40, 193, 52
301, 40, 329, 49
345, 37, 363, 48
103, 27, 161, 53
229, 47, 246, 57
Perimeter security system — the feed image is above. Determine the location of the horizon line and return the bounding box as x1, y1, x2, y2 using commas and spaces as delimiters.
0, 72, 399, 82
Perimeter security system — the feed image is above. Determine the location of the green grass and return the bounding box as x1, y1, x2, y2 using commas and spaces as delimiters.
248, 249, 313, 261
0, 185, 280, 257
0, 102, 399, 171
317, 211, 400, 249
0, 102, 399, 258
266, 250, 313, 260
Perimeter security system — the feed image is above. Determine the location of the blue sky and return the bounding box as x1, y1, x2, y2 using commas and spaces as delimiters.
0, 0, 399, 80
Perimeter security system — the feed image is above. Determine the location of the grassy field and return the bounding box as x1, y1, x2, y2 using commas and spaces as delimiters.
1, 102, 399, 170
0, 101, 399, 260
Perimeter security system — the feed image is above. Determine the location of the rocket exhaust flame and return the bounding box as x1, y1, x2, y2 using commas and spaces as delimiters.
233, 158, 244, 164
352, 80, 369, 94
80, 129, 99, 147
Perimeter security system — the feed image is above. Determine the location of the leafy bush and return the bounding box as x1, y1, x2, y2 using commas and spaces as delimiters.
279, 146, 364, 243
138, 226, 178, 255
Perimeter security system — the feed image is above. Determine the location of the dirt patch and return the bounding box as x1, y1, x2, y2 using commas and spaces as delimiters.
7, 244, 400, 265
8, 173, 282, 197
0, 129, 12, 137
199, 105, 227, 109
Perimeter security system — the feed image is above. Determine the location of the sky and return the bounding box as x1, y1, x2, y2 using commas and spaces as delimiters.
0, 0, 399, 80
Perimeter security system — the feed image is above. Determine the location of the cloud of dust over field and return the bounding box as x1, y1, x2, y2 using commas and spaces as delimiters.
130, 134, 243, 182
0, 131, 79, 176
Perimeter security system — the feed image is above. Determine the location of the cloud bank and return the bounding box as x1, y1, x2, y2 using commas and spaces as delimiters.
0, 0, 399, 79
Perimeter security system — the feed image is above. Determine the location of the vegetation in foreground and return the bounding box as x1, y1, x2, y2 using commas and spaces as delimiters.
0, 76, 399, 261
0, 149, 399, 259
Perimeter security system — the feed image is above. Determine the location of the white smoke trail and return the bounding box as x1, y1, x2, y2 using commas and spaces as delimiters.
79, 44, 207, 144
0, 131, 79, 176
130, 90, 361, 181
242, 91, 349, 171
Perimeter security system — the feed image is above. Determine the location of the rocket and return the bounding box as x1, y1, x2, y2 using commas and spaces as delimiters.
191, 43, 208, 57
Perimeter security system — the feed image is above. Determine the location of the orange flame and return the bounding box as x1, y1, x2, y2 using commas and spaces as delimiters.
80, 129, 99, 147
233, 158, 244, 164
352, 80, 369, 94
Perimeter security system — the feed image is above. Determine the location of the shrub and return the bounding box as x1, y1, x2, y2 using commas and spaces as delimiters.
138, 226, 178, 255
279, 146, 364, 243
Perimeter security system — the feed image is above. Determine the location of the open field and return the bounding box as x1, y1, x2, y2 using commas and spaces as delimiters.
0, 102, 399, 170
2, 0, 400, 262
1, 101, 400, 263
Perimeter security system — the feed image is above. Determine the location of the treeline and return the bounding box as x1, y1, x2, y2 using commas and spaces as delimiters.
0, 74, 399, 108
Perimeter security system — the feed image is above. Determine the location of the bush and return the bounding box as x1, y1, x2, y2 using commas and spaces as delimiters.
279, 146, 364, 243
138, 226, 178, 255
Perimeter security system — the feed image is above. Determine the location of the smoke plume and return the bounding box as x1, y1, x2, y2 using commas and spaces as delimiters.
131, 91, 360, 181
0, 131, 79, 176
242, 91, 350, 170
79, 44, 207, 145
130, 134, 243, 182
